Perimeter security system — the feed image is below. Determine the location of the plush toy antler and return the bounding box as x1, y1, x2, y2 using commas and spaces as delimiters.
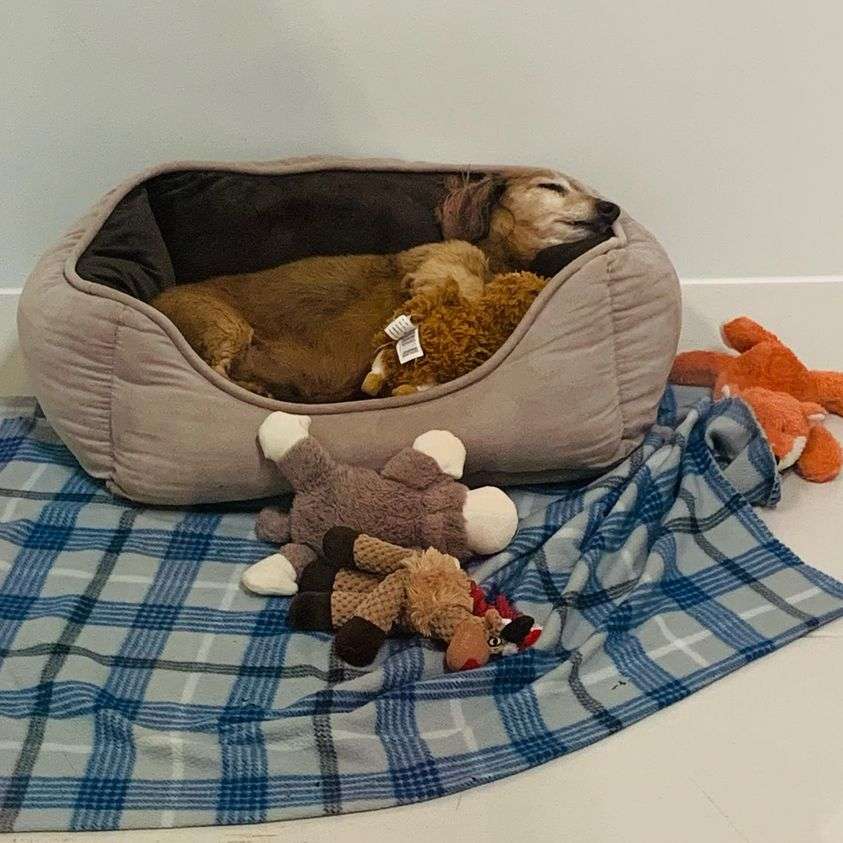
671, 317, 843, 482
288, 528, 538, 671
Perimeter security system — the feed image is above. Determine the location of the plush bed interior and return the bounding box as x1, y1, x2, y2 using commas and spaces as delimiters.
76, 169, 454, 300
75, 168, 610, 301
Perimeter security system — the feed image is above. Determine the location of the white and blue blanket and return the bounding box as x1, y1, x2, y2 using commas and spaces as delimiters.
0, 390, 840, 831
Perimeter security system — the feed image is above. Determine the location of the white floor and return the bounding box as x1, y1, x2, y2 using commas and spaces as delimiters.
2, 286, 842, 843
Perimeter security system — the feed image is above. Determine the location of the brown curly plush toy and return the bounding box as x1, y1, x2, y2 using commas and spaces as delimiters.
361, 271, 547, 397
289, 527, 537, 670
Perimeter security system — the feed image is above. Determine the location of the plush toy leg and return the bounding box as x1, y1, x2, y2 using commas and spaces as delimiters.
255, 506, 291, 543
812, 371, 843, 416
258, 411, 312, 462
288, 592, 333, 631
720, 317, 780, 353
241, 543, 316, 596
669, 351, 733, 387
334, 570, 408, 667
796, 424, 843, 482
323, 527, 417, 575
288, 570, 380, 632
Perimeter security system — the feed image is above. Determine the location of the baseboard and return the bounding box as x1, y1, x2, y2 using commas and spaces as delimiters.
1, 276, 842, 397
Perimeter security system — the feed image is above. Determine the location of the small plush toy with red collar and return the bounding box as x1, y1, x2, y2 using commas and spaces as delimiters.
288, 527, 539, 671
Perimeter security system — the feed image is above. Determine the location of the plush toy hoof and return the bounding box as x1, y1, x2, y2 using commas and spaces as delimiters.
462, 486, 518, 555
288, 592, 334, 631
412, 430, 466, 478
334, 617, 386, 666
322, 526, 361, 566
298, 559, 340, 593
258, 411, 311, 462
241, 553, 298, 595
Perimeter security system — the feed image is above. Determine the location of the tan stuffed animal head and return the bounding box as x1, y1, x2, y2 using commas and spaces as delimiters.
445, 608, 538, 672
363, 272, 547, 398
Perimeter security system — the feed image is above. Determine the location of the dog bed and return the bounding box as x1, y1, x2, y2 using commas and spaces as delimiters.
17, 157, 681, 505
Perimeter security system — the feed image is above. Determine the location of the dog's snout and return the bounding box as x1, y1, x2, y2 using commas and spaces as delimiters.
597, 201, 620, 222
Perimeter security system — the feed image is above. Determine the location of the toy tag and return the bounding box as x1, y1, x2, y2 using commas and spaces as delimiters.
385, 314, 415, 341
396, 327, 424, 364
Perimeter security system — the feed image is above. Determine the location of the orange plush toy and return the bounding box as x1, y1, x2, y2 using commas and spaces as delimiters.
671, 318, 843, 482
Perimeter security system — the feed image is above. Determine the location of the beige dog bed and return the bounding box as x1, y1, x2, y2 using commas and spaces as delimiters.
18, 157, 681, 505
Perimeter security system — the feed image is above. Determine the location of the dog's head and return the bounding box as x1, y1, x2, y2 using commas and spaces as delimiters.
439, 170, 620, 266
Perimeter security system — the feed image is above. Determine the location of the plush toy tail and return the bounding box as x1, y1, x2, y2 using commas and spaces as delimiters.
669, 351, 733, 387
811, 371, 843, 417
796, 424, 843, 483
720, 317, 781, 352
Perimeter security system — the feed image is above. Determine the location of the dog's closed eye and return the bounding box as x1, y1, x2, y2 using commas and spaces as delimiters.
538, 183, 568, 195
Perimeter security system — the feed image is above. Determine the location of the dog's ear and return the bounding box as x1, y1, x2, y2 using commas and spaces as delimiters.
438, 174, 507, 242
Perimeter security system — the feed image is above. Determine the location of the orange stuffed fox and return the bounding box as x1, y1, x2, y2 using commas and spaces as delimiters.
671, 318, 843, 482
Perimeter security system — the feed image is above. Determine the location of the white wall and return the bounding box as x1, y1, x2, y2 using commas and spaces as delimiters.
3, 0, 842, 288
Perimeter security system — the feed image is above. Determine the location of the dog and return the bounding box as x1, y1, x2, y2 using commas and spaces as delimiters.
151, 170, 620, 403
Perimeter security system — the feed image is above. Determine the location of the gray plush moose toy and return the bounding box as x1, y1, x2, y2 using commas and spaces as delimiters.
241, 411, 519, 596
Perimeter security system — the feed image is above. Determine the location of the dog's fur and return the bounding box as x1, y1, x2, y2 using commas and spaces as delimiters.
151, 169, 619, 403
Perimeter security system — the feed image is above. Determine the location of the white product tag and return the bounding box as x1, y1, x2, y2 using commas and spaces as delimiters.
396, 327, 424, 364
385, 314, 416, 340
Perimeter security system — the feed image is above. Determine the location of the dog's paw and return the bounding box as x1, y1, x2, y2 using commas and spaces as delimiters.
413, 430, 466, 478
258, 412, 311, 462
241, 553, 298, 596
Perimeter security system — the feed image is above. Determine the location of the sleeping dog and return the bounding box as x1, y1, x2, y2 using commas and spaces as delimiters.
151, 170, 620, 403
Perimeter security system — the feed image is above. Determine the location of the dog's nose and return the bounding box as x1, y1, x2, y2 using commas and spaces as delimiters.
597, 201, 620, 222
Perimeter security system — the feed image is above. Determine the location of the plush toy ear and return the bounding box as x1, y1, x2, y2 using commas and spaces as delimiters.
438, 174, 507, 242
501, 615, 535, 645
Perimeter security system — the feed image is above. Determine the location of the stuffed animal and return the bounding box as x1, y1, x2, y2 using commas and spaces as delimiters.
361, 272, 547, 397
727, 386, 842, 482
289, 526, 538, 670
241, 412, 519, 596
670, 317, 843, 481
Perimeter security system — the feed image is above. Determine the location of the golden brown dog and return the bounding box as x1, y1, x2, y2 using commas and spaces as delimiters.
151, 170, 619, 403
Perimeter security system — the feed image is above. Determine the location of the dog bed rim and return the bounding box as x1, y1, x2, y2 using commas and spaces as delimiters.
61, 156, 627, 416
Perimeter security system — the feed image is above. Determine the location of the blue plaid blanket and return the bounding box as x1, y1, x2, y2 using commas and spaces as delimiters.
0, 391, 840, 832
